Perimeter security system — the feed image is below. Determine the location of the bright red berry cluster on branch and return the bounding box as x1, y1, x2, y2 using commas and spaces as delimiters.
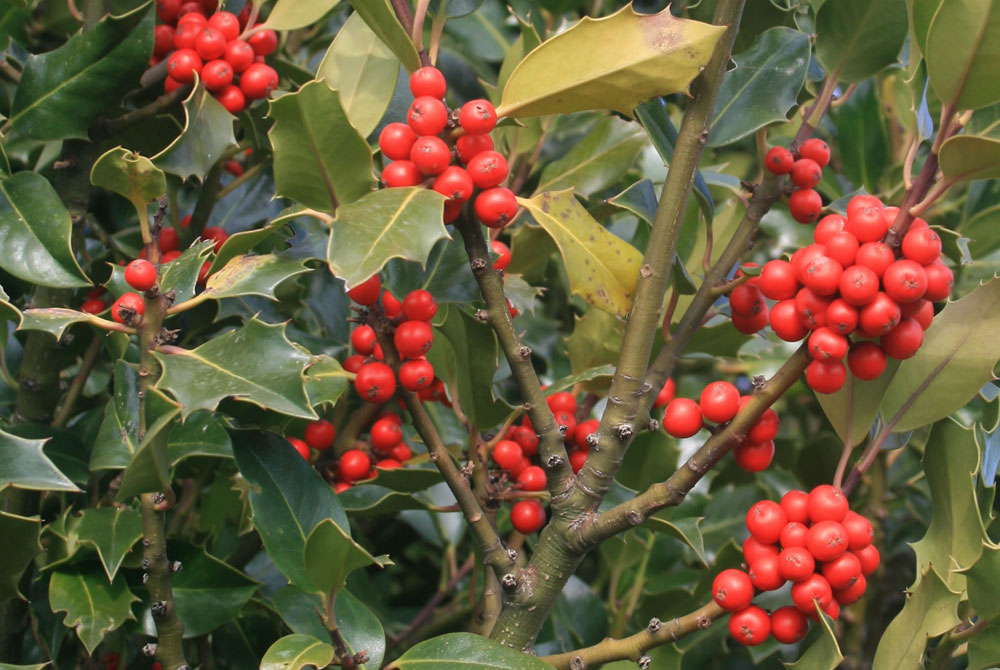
765, 139, 830, 224
154, 0, 278, 114
715, 485, 879, 646
379, 66, 517, 229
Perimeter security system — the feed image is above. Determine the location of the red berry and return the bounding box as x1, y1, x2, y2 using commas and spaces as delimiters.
546, 391, 576, 413
789, 188, 823, 223
806, 520, 849, 561
376, 458, 402, 469
780, 490, 810, 524
343, 354, 365, 373
407, 96, 448, 136
747, 500, 787, 544
858, 292, 901, 335
839, 264, 879, 306
712, 569, 754, 612
734, 440, 774, 472
402, 290, 437, 322
759, 260, 798, 300
822, 551, 862, 590
653, 378, 676, 408
370, 418, 403, 453
847, 194, 883, 220
848, 206, 888, 243
350, 325, 376, 355
883, 260, 928, 303
354, 362, 396, 403
410, 136, 451, 175
901, 226, 942, 265
409, 66, 447, 98
338, 449, 371, 482
799, 138, 831, 167
806, 359, 846, 394
801, 255, 843, 296
513, 425, 539, 456
247, 28, 278, 57
391, 443, 412, 462
173, 21, 201, 50
178, 5, 206, 23
456, 133, 494, 163
749, 553, 786, 591
240, 63, 278, 100
790, 158, 822, 189
475, 188, 518, 228
923, 262, 953, 302
304, 419, 336, 450
224, 39, 256, 72
826, 299, 859, 335
663, 398, 703, 438
160, 228, 180, 252
111, 292, 145, 324
466, 151, 509, 189
348, 275, 381, 305
157, 0, 183, 23
791, 243, 829, 283
154, 25, 175, 58
795, 287, 832, 330
748, 407, 780, 443
729, 283, 765, 317
167, 48, 203, 84
510, 500, 546, 534
825, 231, 859, 268
394, 320, 433, 358
124, 259, 157, 292
808, 327, 849, 362
699, 381, 740, 423
164, 76, 183, 94
765, 146, 795, 174
433, 166, 474, 203
200, 59, 232, 91
778, 546, 816, 582
880, 317, 924, 359
215, 84, 245, 114
847, 341, 887, 380
769, 299, 809, 342
792, 574, 834, 614
491, 240, 511, 270
780, 521, 810, 549
288, 437, 311, 461
517, 465, 547, 491
729, 605, 770, 646
834, 573, 867, 605
382, 160, 424, 187
195, 27, 226, 60
771, 606, 809, 644
743, 536, 779, 565
732, 306, 769, 334
207, 11, 239, 40
855, 544, 880, 575
379, 122, 419, 161
814, 214, 847, 244
202, 226, 228, 253
81, 298, 107, 314
842, 511, 874, 550
569, 449, 588, 473
459, 99, 497, 134
855, 242, 895, 278
398, 359, 435, 392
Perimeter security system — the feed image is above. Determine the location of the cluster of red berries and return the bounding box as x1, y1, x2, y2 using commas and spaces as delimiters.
655, 379, 781, 472
730, 192, 952, 393
287, 418, 336, 461
379, 66, 518, 229
714, 485, 879, 646
765, 139, 831, 224
154, 0, 279, 114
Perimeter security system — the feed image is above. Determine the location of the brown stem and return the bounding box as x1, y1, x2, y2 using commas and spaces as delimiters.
388, 0, 432, 67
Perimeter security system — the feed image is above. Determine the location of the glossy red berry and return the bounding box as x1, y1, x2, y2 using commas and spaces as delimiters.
224, 39, 256, 72
880, 317, 924, 359
883, 260, 928, 303
699, 381, 740, 423
808, 327, 849, 361
749, 553, 786, 591
510, 500, 546, 534
402, 290, 437, 322
124, 259, 157, 291
491, 240, 511, 270
354, 362, 396, 403
288, 437, 311, 461
806, 520, 848, 561
814, 214, 847, 244
771, 606, 809, 644
789, 188, 823, 223
747, 500, 787, 544
799, 138, 831, 167
200, 59, 232, 91
855, 544, 880, 575
167, 48, 203, 84
663, 398, 703, 438
247, 28, 278, 57
394, 320, 433, 358
825, 231, 859, 268
795, 287, 832, 330
732, 307, 769, 334
779, 546, 816, 582
809, 486, 848, 522
407, 96, 448, 136
409, 66, 447, 98
712, 569, 754, 612
769, 299, 809, 341
834, 573, 867, 605
215, 84, 245, 114
433, 166, 474, 203
240, 63, 278, 99
475, 187, 517, 228
466, 151, 509, 189
382, 160, 423, 187
748, 407, 780, 443
801, 255, 843, 296
759, 260, 798, 300
822, 551, 862, 590
855, 242, 895, 278
765, 146, 795, 174
826, 298, 859, 335
734, 440, 774, 472
847, 194, 883, 220
848, 205, 888, 243
456, 133, 494, 163
842, 511, 874, 550
304, 419, 336, 450
806, 359, 846, 394
791, 573, 834, 614
743, 536, 779, 565
410, 136, 451, 175
347, 275, 381, 305
847, 341, 887, 380
379, 122, 418, 161
547, 391, 577, 414
923, 262, 953, 302
780, 490, 810, 525
653, 378, 676, 408
173, 21, 201, 50
729, 605, 770, 646
338, 449, 371, 482
901, 226, 942, 265
517, 465, 547, 491
81, 298, 107, 314
780, 521, 809, 549
859, 292, 901, 336
790, 158, 822, 189
207, 11, 240, 40
350, 325, 376, 355
459, 99, 497, 134
157, 0, 183, 23
399, 359, 435, 392
839, 264, 879, 306
111, 292, 145, 324
729, 283, 765, 316
370, 418, 403, 453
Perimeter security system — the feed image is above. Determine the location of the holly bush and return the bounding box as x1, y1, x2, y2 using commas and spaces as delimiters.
1, 0, 999, 669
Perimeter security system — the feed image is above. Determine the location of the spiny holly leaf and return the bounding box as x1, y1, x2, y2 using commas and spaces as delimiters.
154, 319, 315, 420
167, 411, 233, 465
153, 82, 237, 182
4, 4, 152, 143
925, 0, 1000, 110
0, 427, 78, 493
645, 514, 708, 567
385, 633, 554, 670
201, 254, 310, 301
709, 27, 810, 147
0, 171, 90, 288
90, 146, 165, 208
871, 567, 961, 670
817, 360, 901, 447
159, 240, 215, 305
232, 432, 349, 590
327, 187, 448, 289
425, 305, 514, 429
909, 419, 989, 592
519, 190, 642, 317
959, 542, 1000, 619
261, 0, 341, 30
879, 278, 1000, 432
116, 388, 182, 500
210, 216, 293, 273
0, 284, 19, 322
304, 355, 351, 409
496, 5, 724, 118
0, 511, 41, 603
318, 11, 400, 138
72, 507, 143, 583
90, 361, 141, 471
533, 116, 646, 197
17, 308, 118, 340
607, 179, 657, 225
268, 79, 374, 211
346, 0, 421, 73
304, 519, 390, 596
260, 634, 335, 670
783, 607, 843, 670
49, 567, 138, 654
814, 0, 907, 84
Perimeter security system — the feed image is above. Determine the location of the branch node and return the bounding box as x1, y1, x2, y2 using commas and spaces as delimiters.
648, 617, 662, 632
501, 573, 518, 589
142, 643, 157, 657
151, 600, 168, 619
648, 418, 660, 432
546, 455, 565, 468
751, 375, 766, 390
696, 615, 712, 629
586, 432, 599, 448
617, 423, 634, 440
639, 263, 653, 278
475, 309, 489, 322
558, 424, 569, 437
507, 547, 518, 561
626, 509, 643, 526
518, 345, 532, 360
470, 258, 488, 273
637, 655, 652, 670
570, 656, 586, 670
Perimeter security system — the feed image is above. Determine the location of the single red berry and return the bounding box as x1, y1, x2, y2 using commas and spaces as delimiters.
247, 28, 278, 57
456, 133, 494, 163
790, 158, 822, 189
402, 289, 437, 322
491, 240, 511, 270
194, 27, 227, 60
546, 391, 576, 413
759, 260, 798, 300
847, 194, 883, 219
215, 84, 245, 114
409, 66, 447, 98
459, 99, 497, 134
825, 231, 860, 267
399, 359, 435, 392
517, 465, 547, 491
510, 500, 546, 534
769, 299, 809, 342
743, 536, 779, 565
699, 381, 740, 423
814, 214, 847, 244
288, 437, 311, 461
410, 136, 452, 175
199, 58, 232, 91
81, 298, 107, 314
806, 359, 846, 394
883, 260, 928, 303
834, 573, 867, 605
111, 292, 145, 325
923, 262, 953, 302
765, 146, 795, 174
202, 226, 228, 253
391, 443, 413, 462
747, 406, 780, 443
795, 287, 832, 330
124, 259, 157, 292
729, 605, 770, 646
801, 255, 843, 297
347, 275, 381, 305
379, 122, 419, 161
728, 283, 765, 317
855, 242, 895, 278
466, 150, 509, 189
663, 398, 703, 438
338, 449, 371, 482
780, 490, 810, 524
653, 378, 676, 408
838, 264, 879, 306
858, 292, 901, 336
855, 544, 880, 575
792, 574, 834, 614
513, 425, 540, 456
354, 362, 396, 403
732, 306, 769, 334
350, 325, 376, 355
791, 243, 829, 283
240, 63, 278, 99
475, 187, 517, 228
847, 341, 888, 380
799, 138, 831, 167
433, 166, 475, 203
224, 39, 256, 72
848, 206, 889, 243
173, 21, 201, 50
394, 320, 433, 358
712, 569, 754, 612
304, 419, 336, 450
806, 519, 849, 561
822, 551, 862, 590
370, 418, 403, 453
901, 226, 942, 265
160, 227, 180, 253
376, 458, 402, 469
157, 0, 183, 23
569, 449, 588, 473
771, 606, 809, 644
880, 317, 924, 359
343, 354, 365, 374
749, 553, 786, 592
407, 96, 448, 136
167, 48, 203, 84
207, 11, 239, 40
789, 188, 823, 223
382, 160, 424, 187
826, 299, 859, 335
808, 326, 849, 362
778, 546, 816, 582
842, 511, 874, 550
734, 440, 774, 472
747, 500, 787, 544
164, 76, 183, 94
780, 521, 810, 549
154, 24, 175, 58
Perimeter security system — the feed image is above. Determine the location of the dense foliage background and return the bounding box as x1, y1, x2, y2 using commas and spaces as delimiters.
1, 0, 999, 669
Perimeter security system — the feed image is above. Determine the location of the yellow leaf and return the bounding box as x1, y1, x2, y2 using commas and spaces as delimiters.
497, 4, 725, 118
518, 190, 642, 317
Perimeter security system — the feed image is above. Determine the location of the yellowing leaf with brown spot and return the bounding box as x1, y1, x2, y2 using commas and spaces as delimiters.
518, 191, 641, 317
497, 5, 725, 118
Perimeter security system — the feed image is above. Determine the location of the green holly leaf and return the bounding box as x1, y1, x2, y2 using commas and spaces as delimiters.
0, 171, 91, 288
201, 254, 310, 302
519, 190, 642, 318
346, 0, 421, 73
383, 237, 480, 305
783, 607, 843, 670
304, 519, 390, 596
160, 240, 215, 305
232, 432, 349, 590
327, 187, 448, 290
0, 427, 78, 493
924, 0, 1000, 110
49, 566, 138, 654
364, 466, 443, 493
90, 361, 141, 471
607, 179, 657, 226
72, 507, 143, 583
167, 411, 233, 465
909, 419, 990, 592
968, 618, 1000, 670
833, 80, 890, 194
117, 388, 182, 499
940, 134, 1000, 182
268, 79, 374, 211
385, 632, 554, 670
0, 511, 41, 603
260, 0, 341, 31
210, 216, 292, 273
880, 278, 1000, 432
567, 308, 624, 394
533, 116, 646, 198
90, 146, 166, 208
154, 319, 315, 420
817, 360, 901, 448
153, 82, 237, 182
260, 634, 335, 670
871, 567, 961, 670
710, 27, 810, 147
496, 6, 724, 118
959, 542, 1000, 620
814, 0, 907, 84
304, 355, 351, 409
425, 305, 515, 429
318, 11, 400, 138
17, 308, 115, 340
337, 485, 433, 517
4, 4, 152, 143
